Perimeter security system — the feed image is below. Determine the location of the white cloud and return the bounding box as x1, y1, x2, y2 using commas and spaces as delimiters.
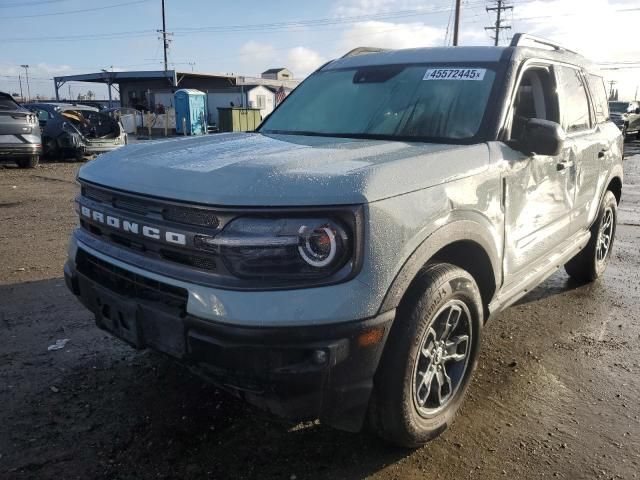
337, 21, 445, 53
233, 42, 325, 78
239, 40, 276, 62
514, 0, 640, 98
34, 63, 72, 75
333, 0, 426, 16
286, 46, 327, 77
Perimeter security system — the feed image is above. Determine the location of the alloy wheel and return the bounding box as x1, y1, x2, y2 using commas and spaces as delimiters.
596, 207, 614, 264
412, 300, 472, 417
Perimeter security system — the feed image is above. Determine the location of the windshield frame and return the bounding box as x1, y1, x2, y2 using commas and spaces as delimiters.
258, 60, 506, 145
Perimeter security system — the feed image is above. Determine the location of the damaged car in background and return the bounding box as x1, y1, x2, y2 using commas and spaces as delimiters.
26, 103, 127, 160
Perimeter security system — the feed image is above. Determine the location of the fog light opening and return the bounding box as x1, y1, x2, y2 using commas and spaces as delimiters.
312, 349, 328, 365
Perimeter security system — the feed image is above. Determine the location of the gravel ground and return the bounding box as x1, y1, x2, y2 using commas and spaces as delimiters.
1, 143, 639, 480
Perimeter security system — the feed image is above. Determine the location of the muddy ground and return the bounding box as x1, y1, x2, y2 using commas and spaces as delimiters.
1, 143, 639, 480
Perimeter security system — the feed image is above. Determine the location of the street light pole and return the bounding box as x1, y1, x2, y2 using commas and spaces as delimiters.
20, 65, 30, 102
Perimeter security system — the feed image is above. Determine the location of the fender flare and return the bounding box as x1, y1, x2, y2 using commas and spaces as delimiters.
379, 219, 502, 313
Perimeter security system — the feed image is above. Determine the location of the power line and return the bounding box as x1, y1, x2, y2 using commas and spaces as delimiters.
1, 0, 153, 19
485, 0, 513, 46
0, 0, 70, 8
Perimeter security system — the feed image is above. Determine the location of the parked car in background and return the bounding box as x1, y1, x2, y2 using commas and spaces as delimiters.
609, 100, 640, 140
26, 103, 127, 160
64, 34, 623, 447
0, 91, 41, 168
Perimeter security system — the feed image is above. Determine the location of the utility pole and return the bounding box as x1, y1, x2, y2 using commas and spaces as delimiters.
20, 65, 30, 102
158, 0, 173, 71
485, 0, 513, 46
453, 0, 461, 46
18, 75, 23, 101
608, 80, 617, 100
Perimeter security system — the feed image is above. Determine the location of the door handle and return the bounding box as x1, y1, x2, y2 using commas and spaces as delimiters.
556, 160, 574, 171
598, 147, 609, 159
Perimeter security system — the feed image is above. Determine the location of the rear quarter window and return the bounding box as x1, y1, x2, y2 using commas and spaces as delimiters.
586, 74, 609, 124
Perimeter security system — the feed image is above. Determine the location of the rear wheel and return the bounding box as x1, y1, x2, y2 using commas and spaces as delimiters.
368, 263, 483, 447
565, 191, 617, 282
16, 155, 39, 169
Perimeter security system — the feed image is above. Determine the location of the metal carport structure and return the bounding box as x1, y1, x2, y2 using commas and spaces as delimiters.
53, 70, 178, 107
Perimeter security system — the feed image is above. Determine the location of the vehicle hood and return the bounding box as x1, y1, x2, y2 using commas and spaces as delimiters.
78, 133, 489, 206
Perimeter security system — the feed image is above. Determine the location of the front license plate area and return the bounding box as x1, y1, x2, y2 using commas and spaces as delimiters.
94, 287, 143, 348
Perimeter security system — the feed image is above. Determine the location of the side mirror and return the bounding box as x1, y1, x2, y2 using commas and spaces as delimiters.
521, 118, 566, 156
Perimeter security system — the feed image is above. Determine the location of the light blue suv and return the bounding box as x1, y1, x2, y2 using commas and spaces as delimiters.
65, 34, 623, 447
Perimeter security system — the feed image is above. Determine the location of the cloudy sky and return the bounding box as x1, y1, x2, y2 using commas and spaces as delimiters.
1, 0, 639, 99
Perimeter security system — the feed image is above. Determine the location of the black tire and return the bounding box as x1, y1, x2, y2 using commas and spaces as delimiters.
16, 155, 39, 169
368, 263, 483, 448
565, 191, 617, 282
622, 125, 630, 142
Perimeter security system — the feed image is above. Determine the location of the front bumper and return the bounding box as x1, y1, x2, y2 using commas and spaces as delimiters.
64, 254, 394, 432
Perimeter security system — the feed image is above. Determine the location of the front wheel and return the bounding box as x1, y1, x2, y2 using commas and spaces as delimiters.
565, 191, 617, 282
368, 263, 483, 448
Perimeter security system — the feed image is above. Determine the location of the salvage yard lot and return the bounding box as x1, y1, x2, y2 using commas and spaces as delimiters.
1, 146, 640, 480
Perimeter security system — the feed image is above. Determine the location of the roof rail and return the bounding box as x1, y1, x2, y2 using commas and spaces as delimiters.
510, 33, 579, 55
341, 47, 388, 58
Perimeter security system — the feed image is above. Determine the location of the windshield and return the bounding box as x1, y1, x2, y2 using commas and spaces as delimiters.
609, 102, 630, 113
260, 64, 497, 142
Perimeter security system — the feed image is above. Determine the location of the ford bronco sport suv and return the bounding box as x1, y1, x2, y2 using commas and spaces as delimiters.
64, 34, 623, 447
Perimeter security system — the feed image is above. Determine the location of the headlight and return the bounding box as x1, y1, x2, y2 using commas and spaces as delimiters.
194, 209, 362, 286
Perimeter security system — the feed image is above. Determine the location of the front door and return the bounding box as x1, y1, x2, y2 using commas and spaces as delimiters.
502, 63, 576, 283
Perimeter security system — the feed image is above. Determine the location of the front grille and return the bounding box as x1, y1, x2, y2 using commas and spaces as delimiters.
76, 249, 188, 311
79, 183, 226, 273
163, 207, 220, 228
82, 185, 222, 228
160, 249, 217, 271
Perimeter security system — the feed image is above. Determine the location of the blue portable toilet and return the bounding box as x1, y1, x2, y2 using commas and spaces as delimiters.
174, 89, 207, 135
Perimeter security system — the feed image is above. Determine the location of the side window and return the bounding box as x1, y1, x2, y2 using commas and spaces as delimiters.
509, 65, 560, 141
586, 74, 609, 124
556, 66, 591, 132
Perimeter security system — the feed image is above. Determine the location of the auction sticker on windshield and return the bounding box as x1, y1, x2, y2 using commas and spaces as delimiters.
423, 68, 486, 81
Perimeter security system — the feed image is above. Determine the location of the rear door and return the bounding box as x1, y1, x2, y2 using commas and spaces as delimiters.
555, 66, 606, 234
0, 94, 35, 141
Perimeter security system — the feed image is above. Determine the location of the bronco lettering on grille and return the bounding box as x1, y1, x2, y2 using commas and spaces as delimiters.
80, 205, 187, 246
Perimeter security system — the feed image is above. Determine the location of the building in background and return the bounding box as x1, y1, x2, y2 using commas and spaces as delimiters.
261, 68, 293, 81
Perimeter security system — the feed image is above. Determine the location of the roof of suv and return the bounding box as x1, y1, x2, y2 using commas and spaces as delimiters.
323, 33, 596, 74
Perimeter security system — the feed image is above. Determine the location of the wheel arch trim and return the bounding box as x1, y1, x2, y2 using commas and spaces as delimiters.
378, 220, 501, 314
